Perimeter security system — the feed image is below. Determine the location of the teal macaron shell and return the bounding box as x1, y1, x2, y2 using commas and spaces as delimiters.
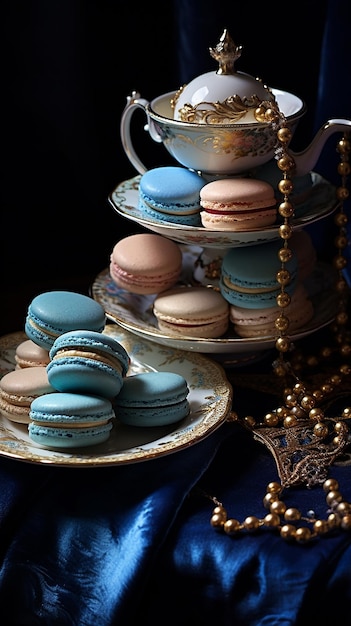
220, 239, 298, 309
47, 330, 129, 397
139, 166, 205, 226
114, 371, 190, 427
25, 291, 106, 350
29, 392, 114, 448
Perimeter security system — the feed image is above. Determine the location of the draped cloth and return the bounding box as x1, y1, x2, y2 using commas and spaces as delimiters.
1, 1, 351, 624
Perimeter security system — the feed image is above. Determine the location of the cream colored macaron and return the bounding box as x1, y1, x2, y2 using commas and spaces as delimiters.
200, 177, 277, 231
15, 339, 50, 369
0, 366, 55, 423
153, 286, 229, 339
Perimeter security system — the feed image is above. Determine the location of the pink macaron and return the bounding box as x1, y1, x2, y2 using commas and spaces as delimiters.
229, 283, 314, 338
200, 177, 277, 231
109, 233, 183, 295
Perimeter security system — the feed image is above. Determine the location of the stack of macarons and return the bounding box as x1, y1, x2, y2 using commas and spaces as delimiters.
109, 233, 182, 295
199, 177, 277, 231
138, 166, 205, 226
219, 238, 298, 309
28, 329, 130, 449
153, 285, 229, 339
229, 282, 314, 338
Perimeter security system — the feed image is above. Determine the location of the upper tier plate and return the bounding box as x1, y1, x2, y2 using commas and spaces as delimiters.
108, 172, 338, 248
0, 327, 232, 466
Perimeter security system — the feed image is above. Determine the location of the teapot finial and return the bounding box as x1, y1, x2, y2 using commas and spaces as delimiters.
209, 29, 242, 75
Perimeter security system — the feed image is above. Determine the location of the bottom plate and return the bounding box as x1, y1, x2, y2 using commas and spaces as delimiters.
0, 327, 232, 467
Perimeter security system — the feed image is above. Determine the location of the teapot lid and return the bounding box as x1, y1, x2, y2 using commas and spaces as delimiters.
172, 29, 276, 124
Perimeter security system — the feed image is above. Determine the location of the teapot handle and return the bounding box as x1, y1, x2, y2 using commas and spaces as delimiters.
120, 91, 163, 175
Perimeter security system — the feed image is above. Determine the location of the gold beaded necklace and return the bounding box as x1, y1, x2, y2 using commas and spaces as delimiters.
207, 105, 351, 543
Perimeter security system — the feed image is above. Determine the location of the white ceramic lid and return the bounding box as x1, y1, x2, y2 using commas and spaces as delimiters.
172, 29, 275, 124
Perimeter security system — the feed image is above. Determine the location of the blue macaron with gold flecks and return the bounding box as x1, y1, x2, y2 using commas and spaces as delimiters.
114, 371, 190, 427
29, 392, 114, 448
25, 291, 106, 350
139, 166, 205, 226
47, 330, 129, 398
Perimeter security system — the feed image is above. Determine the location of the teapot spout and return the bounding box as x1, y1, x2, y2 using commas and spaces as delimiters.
292, 119, 351, 176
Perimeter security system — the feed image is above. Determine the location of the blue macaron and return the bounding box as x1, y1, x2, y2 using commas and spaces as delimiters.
138, 166, 205, 226
113, 371, 190, 427
220, 239, 298, 309
25, 291, 106, 350
29, 392, 114, 448
47, 330, 130, 397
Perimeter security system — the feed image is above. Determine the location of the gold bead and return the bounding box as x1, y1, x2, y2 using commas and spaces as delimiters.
275, 336, 291, 353
276, 292, 291, 308
284, 414, 298, 428
270, 500, 287, 515
334, 421, 344, 433
263, 493, 278, 509
285, 393, 297, 407
280, 523, 296, 540
333, 255, 348, 271
243, 415, 256, 428
336, 311, 349, 326
336, 501, 351, 516
338, 161, 351, 176
277, 127, 293, 144
340, 514, 351, 531
295, 527, 312, 543
264, 513, 281, 527
255, 106, 268, 123
212, 505, 227, 520
337, 136, 351, 153
335, 234, 348, 249
300, 394, 316, 410
275, 316, 289, 333
323, 478, 339, 492
278, 224, 293, 240
336, 186, 349, 201
277, 155, 295, 172
334, 211, 348, 227
267, 481, 283, 495
243, 516, 260, 532
327, 513, 340, 528
309, 407, 325, 421
278, 200, 294, 219
264, 412, 280, 427
291, 405, 307, 419
210, 513, 225, 528
264, 107, 279, 123
326, 490, 343, 506
313, 422, 329, 438
314, 519, 329, 535
277, 269, 292, 286
278, 179, 294, 195
278, 245, 293, 263
223, 518, 241, 534
342, 407, 351, 419
284, 507, 301, 522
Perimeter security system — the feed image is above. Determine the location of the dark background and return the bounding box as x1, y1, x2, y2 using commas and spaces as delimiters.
1, 0, 350, 336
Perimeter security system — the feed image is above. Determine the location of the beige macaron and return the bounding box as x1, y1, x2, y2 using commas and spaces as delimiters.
15, 339, 50, 369
200, 177, 277, 231
153, 286, 229, 339
0, 366, 55, 423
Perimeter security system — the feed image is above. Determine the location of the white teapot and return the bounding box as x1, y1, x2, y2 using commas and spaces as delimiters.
121, 30, 351, 177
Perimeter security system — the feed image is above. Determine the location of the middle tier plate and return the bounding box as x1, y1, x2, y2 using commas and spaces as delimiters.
108, 172, 338, 248
91, 246, 338, 358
